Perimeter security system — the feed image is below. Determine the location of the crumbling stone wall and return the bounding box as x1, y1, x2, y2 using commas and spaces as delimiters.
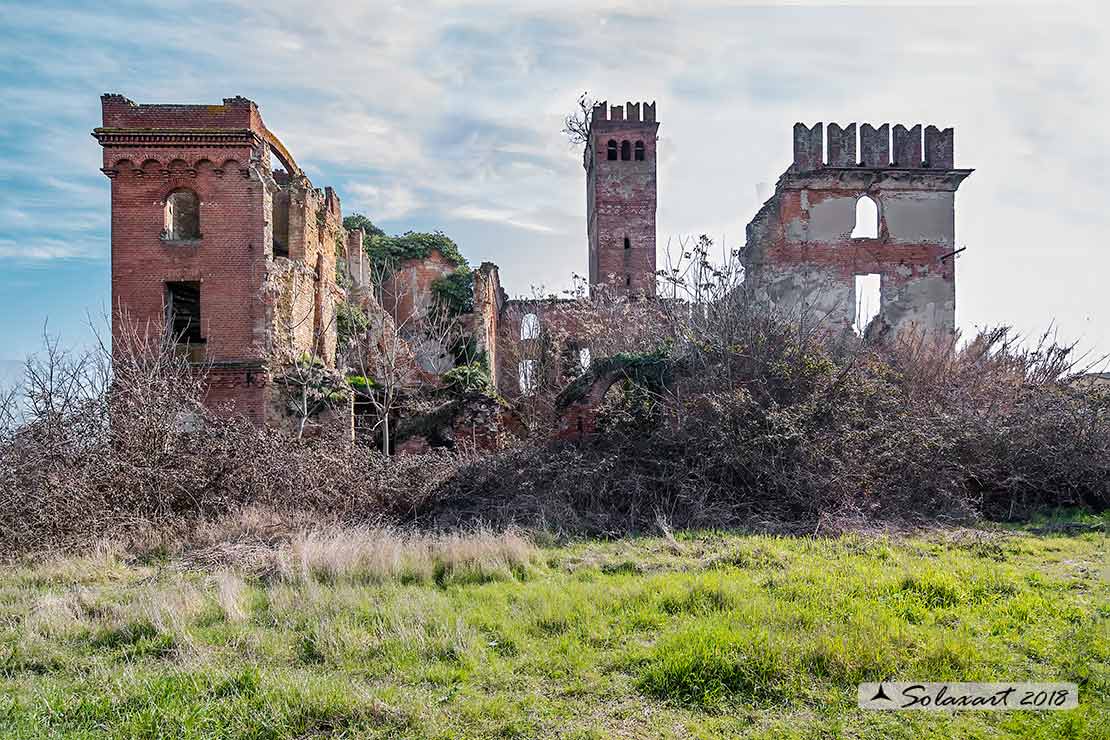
741, 122, 972, 338
379, 249, 459, 326
471, 262, 505, 386
586, 101, 658, 297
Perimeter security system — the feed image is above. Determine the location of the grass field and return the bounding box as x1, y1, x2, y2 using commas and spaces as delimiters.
0, 518, 1106, 739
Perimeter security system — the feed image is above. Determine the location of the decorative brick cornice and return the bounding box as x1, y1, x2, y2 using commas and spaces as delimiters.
91, 128, 260, 149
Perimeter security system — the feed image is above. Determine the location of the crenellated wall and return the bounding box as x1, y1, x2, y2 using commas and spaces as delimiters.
742, 121, 973, 339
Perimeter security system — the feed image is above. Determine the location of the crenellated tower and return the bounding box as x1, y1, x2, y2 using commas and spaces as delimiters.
585, 100, 658, 297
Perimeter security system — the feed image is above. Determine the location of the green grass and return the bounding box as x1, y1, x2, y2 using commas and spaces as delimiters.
0, 521, 1106, 739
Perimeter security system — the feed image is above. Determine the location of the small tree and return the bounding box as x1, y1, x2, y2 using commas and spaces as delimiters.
562, 92, 595, 145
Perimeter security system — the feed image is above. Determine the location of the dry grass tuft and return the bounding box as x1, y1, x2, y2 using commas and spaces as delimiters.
211, 571, 249, 622
280, 526, 536, 586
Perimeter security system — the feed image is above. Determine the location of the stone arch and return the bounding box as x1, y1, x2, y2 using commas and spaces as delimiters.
259, 125, 302, 177
554, 352, 677, 441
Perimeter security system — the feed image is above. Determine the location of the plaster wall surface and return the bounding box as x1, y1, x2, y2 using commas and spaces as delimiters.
742, 121, 971, 339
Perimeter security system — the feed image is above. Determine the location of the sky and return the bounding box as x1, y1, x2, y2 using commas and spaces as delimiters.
1, 0, 1107, 379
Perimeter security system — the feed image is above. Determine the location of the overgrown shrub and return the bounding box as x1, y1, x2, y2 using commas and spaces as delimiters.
0, 304, 1106, 556
426, 316, 1109, 535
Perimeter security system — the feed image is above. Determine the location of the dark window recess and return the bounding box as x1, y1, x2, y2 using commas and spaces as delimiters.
620, 140, 631, 161
166, 281, 203, 343
634, 141, 645, 161
163, 189, 200, 240
624, 236, 631, 250
606, 140, 618, 160
625, 274, 631, 287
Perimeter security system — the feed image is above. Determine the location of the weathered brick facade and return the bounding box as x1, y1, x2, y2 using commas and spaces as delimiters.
586, 101, 658, 297
93, 94, 349, 433
742, 123, 972, 338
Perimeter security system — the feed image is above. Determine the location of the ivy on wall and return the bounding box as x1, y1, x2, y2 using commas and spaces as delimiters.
431, 266, 475, 316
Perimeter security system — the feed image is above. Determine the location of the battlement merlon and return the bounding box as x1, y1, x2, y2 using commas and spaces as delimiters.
591, 100, 658, 131
791, 122, 968, 172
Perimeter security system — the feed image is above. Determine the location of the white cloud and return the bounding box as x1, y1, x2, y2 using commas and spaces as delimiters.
0, 0, 1105, 354
451, 205, 556, 234
346, 182, 421, 221
0, 238, 95, 261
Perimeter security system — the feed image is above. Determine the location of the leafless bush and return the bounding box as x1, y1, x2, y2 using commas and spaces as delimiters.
0, 320, 457, 557
426, 240, 1109, 534
1, 274, 1105, 555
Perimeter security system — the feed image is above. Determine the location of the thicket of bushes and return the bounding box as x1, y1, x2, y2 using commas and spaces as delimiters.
433, 322, 1109, 534
1, 305, 1107, 556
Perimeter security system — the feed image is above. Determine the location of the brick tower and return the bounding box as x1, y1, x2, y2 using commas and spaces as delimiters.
585, 100, 658, 297
92, 94, 347, 429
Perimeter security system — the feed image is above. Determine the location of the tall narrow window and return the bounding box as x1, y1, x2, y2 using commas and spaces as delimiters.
625, 274, 631, 287
163, 188, 200, 240
853, 274, 881, 335
606, 140, 618, 160
165, 281, 203, 343
850, 195, 879, 239
624, 236, 631, 250
520, 313, 541, 340
620, 140, 631, 161
518, 359, 537, 395
634, 141, 645, 161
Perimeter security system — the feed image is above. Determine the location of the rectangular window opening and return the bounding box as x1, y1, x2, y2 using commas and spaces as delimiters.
166, 281, 204, 345
853, 274, 881, 336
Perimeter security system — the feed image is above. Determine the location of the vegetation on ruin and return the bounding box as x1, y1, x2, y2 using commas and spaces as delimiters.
0, 521, 1105, 739
343, 213, 469, 275
342, 213, 386, 242
431, 266, 477, 317
441, 360, 497, 399
335, 298, 370, 354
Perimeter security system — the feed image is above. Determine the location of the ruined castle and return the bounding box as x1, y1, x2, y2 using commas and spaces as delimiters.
93, 94, 970, 445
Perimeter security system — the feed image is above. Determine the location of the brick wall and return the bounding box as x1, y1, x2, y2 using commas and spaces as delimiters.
586, 101, 659, 297
95, 94, 348, 436
380, 249, 459, 325
742, 122, 972, 338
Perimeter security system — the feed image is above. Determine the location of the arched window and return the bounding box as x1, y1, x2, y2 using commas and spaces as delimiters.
624, 236, 631, 250
850, 195, 879, 239
634, 141, 645, 161
518, 360, 537, 395
520, 313, 540, 340
164, 188, 200, 240
620, 140, 631, 161
606, 140, 618, 161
